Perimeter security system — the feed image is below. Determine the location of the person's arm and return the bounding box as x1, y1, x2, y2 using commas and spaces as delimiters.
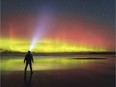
24, 55, 26, 63
31, 55, 34, 63
24, 59, 25, 63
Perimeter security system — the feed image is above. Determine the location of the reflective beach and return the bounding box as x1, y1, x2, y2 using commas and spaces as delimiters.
1, 54, 115, 87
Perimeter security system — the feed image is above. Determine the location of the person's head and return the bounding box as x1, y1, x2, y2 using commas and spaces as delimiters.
28, 51, 31, 54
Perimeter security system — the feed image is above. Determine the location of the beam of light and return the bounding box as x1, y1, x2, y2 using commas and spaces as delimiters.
29, 6, 53, 51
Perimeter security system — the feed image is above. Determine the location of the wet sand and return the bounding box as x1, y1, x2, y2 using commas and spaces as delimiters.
1, 55, 115, 87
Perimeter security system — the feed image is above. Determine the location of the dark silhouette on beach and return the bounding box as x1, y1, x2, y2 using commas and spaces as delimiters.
24, 51, 34, 74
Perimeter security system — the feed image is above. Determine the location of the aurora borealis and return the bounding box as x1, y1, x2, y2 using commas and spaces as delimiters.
1, 0, 115, 52
1, 1, 115, 87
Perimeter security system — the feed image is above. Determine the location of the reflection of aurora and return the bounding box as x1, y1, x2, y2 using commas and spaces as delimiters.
0, 38, 107, 52
1, 57, 101, 71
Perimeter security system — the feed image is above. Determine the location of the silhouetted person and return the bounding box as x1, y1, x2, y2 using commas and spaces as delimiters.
24, 51, 34, 74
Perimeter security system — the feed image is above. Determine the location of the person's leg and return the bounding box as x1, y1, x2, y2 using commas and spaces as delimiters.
25, 62, 28, 73
29, 62, 33, 73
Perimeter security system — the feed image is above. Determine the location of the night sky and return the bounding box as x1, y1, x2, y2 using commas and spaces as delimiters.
1, 0, 115, 52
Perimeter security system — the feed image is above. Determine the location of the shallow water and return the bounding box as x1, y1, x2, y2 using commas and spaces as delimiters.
1, 55, 115, 87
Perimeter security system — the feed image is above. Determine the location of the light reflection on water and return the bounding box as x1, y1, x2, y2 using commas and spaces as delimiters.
1, 55, 115, 87
0, 55, 115, 72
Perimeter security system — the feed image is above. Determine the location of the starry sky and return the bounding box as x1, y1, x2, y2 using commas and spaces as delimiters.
1, 0, 115, 52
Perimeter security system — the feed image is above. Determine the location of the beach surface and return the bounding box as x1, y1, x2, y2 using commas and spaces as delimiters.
1, 55, 115, 87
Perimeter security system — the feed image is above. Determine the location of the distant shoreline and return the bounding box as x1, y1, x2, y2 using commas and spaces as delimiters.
1, 51, 115, 56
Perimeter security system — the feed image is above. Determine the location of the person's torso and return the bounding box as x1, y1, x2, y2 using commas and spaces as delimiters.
25, 54, 32, 61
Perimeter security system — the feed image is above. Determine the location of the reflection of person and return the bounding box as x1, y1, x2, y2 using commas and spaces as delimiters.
24, 51, 34, 74
24, 72, 33, 87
